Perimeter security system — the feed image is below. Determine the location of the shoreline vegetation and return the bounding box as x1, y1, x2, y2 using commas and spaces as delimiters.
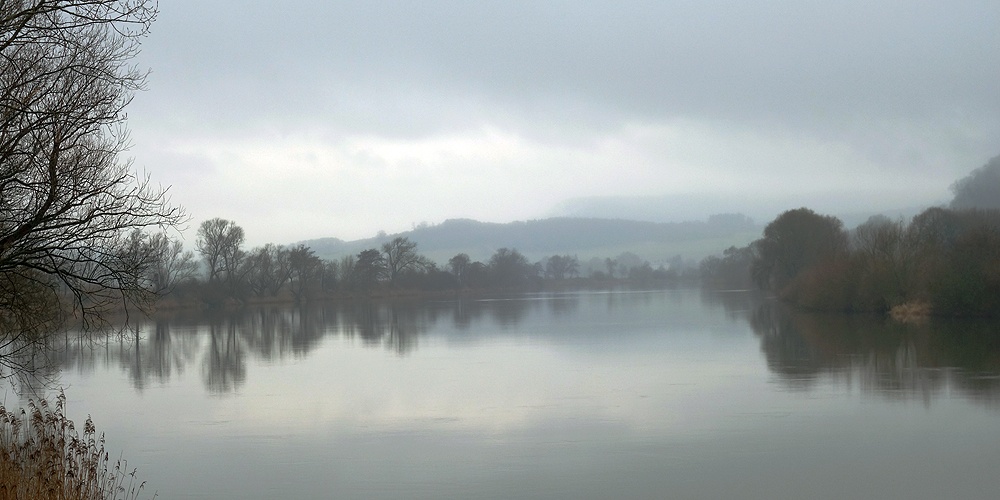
124, 217, 704, 317
97, 207, 1000, 322
0, 391, 149, 500
141, 198, 1000, 321
701, 206, 1000, 319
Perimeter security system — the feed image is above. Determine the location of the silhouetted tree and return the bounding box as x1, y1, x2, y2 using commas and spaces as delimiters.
604, 257, 617, 279
544, 255, 579, 279
196, 218, 245, 284
615, 252, 643, 275
464, 261, 490, 288
701, 245, 756, 286
288, 244, 322, 301
352, 249, 385, 291
751, 208, 848, 291
0, 0, 181, 328
321, 260, 339, 292
489, 248, 534, 288
448, 253, 471, 286
338, 254, 356, 290
145, 232, 198, 294
243, 244, 291, 297
381, 237, 427, 284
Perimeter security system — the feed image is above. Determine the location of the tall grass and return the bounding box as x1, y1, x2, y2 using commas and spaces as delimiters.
0, 391, 150, 500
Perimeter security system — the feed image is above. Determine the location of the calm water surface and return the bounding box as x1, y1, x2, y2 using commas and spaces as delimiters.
7, 288, 1000, 499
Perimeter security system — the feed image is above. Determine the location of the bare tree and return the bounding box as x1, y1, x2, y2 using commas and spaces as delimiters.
381, 237, 427, 284
287, 244, 321, 301
448, 253, 470, 285
146, 232, 198, 294
243, 244, 291, 297
196, 218, 245, 284
338, 254, 355, 290
0, 1, 182, 329
544, 255, 579, 280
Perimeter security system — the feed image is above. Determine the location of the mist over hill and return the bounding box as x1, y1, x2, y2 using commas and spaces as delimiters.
300, 214, 761, 265
548, 193, 942, 229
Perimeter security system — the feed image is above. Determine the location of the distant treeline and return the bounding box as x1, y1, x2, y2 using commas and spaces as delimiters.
301, 213, 757, 262
136, 218, 699, 308
700, 206, 1000, 317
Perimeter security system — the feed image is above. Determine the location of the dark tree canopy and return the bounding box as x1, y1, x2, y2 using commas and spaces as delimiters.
489, 248, 534, 287
751, 208, 847, 290
0, 1, 180, 330
950, 154, 1000, 211
447, 253, 470, 285
352, 248, 385, 291
544, 255, 579, 280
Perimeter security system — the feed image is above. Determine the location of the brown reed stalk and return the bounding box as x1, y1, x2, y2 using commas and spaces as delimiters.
0, 390, 151, 500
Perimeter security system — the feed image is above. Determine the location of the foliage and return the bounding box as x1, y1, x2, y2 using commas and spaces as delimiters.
744, 205, 1000, 317
750, 208, 848, 290
699, 245, 756, 287
287, 244, 322, 300
488, 248, 536, 288
351, 249, 385, 292
447, 253, 471, 286
149, 218, 714, 306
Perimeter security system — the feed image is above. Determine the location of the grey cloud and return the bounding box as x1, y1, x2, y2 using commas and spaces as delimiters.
138, 0, 1000, 136
124, 0, 1000, 244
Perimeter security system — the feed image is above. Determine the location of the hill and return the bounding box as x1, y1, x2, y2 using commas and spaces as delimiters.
299, 214, 761, 266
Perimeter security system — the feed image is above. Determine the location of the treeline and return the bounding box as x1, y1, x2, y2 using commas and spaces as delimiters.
699, 207, 1000, 317
133, 218, 695, 308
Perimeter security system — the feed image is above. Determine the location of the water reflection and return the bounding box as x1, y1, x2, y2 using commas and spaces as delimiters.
42, 295, 560, 393
712, 292, 1000, 406
17, 289, 1000, 406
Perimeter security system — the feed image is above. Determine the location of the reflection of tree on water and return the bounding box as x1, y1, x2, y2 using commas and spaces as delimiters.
746, 299, 1000, 405
547, 294, 579, 316
203, 320, 246, 392
341, 301, 432, 355
9, 294, 573, 393
700, 286, 762, 320
0, 341, 60, 397
448, 296, 536, 330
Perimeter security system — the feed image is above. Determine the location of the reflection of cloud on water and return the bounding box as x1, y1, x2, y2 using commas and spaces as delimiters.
210, 337, 764, 438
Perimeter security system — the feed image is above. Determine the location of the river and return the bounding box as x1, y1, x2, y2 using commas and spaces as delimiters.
5, 287, 999, 499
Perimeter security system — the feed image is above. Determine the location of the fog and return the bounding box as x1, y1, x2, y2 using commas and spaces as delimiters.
125, 1, 1000, 245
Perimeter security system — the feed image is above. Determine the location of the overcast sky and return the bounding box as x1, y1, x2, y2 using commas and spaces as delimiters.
125, 0, 1000, 246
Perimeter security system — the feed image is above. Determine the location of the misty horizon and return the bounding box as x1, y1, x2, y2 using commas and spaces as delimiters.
120, 1, 998, 247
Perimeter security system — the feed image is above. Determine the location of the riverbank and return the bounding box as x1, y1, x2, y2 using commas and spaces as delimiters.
0, 391, 149, 500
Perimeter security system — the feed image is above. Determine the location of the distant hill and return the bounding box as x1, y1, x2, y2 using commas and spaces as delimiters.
299, 214, 761, 265
548, 194, 945, 231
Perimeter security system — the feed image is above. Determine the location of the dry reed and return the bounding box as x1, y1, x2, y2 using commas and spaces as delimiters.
0, 391, 150, 500
889, 301, 932, 324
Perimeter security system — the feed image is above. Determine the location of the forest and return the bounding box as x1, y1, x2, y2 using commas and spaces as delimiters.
137, 217, 699, 310
701, 155, 1000, 317
48, 153, 1000, 318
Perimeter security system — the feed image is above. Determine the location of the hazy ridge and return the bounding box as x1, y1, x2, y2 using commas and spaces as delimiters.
300, 214, 761, 264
